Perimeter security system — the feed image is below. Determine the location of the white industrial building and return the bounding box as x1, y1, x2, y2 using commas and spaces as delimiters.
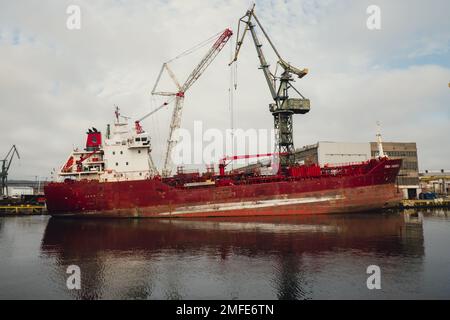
7, 186, 34, 197
296, 142, 371, 166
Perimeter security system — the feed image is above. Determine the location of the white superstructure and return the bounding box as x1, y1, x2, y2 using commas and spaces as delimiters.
59, 109, 158, 182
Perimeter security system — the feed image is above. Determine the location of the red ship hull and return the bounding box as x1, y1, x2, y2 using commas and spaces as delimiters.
44, 158, 402, 218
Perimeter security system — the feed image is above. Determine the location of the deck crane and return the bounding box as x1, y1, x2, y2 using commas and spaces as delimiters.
1, 145, 20, 197
134, 101, 170, 135
151, 28, 233, 177
219, 152, 287, 175
229, 4, 310, 168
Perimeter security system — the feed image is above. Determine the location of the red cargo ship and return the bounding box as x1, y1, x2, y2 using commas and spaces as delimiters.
45, 163, 401, 218
44, 112, 402, 218
44, 8, 403, 217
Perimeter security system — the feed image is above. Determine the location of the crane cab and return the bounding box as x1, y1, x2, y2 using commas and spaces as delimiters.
270, 98, 310, 114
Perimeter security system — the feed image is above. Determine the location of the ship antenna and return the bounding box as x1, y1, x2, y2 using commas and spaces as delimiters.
114, 105, 120, 124
376, 121, 385, 158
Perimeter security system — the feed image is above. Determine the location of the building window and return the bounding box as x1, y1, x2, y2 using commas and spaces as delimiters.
113, 151, 115, 155
138, 150, 141, 154
115, 162, 118, 166
120, 151, 123, 155
126, 162, 129, 166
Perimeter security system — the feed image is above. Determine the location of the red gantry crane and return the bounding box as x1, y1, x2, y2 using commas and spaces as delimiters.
150, 28, 233, 177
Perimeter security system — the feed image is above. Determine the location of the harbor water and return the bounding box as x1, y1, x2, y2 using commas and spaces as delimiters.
0, 209, 449, 299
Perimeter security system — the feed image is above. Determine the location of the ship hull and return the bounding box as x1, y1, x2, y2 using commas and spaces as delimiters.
44, 159, 402, 218
48, 183, 400, 218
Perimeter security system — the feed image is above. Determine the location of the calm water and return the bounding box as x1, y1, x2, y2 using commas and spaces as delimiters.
0, 209, 449, 299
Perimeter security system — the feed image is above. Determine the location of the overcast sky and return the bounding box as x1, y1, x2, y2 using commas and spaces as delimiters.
1, 0, 449, 180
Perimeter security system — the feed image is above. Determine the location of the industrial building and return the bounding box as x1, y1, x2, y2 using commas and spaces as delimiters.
294, 142, 371, 166
419, 170, 449, 196
7, 186, 34, 197
294, 141, 419, 199
6, 180, 46, 197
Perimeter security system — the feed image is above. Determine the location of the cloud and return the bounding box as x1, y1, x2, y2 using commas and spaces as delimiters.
0, 0, 449, 180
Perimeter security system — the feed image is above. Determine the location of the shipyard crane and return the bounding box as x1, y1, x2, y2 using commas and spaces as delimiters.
1, 145, 20, 197
151, 28, 233, 177
229, 4, 310, 168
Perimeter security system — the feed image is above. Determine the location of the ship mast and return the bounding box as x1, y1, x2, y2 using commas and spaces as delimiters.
376, 121, 385, 158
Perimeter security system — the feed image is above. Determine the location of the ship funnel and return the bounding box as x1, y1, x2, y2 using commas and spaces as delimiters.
86, 129, 102, 151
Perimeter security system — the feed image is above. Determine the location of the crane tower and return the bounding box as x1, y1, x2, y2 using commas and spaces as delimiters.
1, 145, 20, 197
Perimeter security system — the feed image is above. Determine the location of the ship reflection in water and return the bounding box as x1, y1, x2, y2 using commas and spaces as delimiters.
35, 210, 441, 300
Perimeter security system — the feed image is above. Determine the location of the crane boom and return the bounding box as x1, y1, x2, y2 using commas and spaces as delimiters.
152, 28, 233, 177
220, 152, 288, 165
137, 101, 170, 123
181, 28, 233, 93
